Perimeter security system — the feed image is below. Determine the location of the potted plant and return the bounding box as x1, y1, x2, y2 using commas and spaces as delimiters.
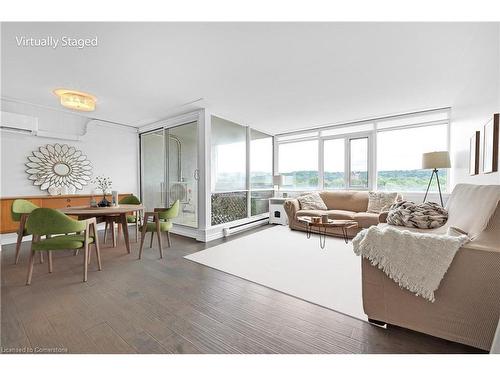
92, 176, 112, 207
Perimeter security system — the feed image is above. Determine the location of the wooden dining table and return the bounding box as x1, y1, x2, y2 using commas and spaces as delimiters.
59, 204, 144, 254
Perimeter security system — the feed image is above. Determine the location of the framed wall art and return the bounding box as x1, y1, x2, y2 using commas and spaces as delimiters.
482, 113, 499, 174
469, 131, 480, 175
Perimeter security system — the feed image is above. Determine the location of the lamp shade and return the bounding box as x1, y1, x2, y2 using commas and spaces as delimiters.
273, 174, 284, 186
422, 151, 451, 169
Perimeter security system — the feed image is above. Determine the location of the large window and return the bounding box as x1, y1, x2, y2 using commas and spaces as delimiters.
377, 124, 448, 192
250, 129, 274, 215
323, 138, 344, 189
250, 129, 273, 189
349, 137, 368, 188
211, 116, 247, 192
276, 109, 449, 193
210, 116, 273, 225
278, 140, 319, 190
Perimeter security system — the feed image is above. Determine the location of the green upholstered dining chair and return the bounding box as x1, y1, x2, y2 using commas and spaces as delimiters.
103, 194, 143, 246
25, 208, 102, 285
119, 194, 143, 241
11, 199, 42, 265
138, 200, 179, 260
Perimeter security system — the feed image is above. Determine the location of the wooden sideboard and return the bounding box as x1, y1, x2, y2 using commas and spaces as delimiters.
0, 193, 132, 234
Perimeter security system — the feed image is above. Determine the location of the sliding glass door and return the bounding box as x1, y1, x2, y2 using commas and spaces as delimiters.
141, 129, 165, 214
167, 122, 198, 227
141, 121, 198, 228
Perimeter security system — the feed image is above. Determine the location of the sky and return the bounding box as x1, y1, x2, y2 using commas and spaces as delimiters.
213, 137, 272, 173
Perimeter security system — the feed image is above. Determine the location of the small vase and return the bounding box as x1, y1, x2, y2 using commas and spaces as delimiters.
98, 195, 110, 207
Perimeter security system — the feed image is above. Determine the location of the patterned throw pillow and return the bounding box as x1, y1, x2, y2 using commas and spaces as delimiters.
297, 192, 327, 210
367, 191, 398, 213
387, 201, 448, 229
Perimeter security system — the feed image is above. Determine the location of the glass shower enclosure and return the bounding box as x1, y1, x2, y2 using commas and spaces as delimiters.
140, 121, 198, 228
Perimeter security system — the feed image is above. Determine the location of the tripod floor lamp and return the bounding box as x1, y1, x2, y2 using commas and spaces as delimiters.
422, 151, 451, 206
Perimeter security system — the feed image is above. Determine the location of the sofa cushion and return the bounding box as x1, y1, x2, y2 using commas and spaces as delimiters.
354, 212, 380, 228
367, 191, 398, 213
319, 191, 369, 212
446, 183, 500, 239
387, 201, 448, 229
327, 210, 356, 220
295, 209, 325, 218
297, 192, 327, 210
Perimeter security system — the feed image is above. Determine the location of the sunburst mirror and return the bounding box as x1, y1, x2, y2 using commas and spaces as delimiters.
26, 144, 93, 194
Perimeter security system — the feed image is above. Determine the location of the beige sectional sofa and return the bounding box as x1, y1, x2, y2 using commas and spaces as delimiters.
363, 184, 500, 351
284, 191, 385, 238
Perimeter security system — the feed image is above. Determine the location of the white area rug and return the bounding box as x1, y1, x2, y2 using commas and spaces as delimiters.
184, 225, 366, 321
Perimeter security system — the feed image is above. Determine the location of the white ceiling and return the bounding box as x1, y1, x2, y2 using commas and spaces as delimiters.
1, 22, 498, 134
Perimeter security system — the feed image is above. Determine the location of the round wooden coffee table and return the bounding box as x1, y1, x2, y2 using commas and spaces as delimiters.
297, 216, 358, 248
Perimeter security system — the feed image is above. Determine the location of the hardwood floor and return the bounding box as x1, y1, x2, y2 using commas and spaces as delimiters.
1, 225, 484, 354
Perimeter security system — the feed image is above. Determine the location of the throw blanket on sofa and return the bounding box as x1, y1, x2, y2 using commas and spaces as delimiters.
387, 201, 448, 229
352, 226, 469, 302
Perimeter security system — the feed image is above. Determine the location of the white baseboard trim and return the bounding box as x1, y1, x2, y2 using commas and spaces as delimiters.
201, 217, 270, 242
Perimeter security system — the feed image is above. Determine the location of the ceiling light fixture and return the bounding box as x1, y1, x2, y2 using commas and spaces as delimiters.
53, 89, 96, 112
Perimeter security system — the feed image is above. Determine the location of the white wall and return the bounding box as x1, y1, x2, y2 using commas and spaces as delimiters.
0, 100, 139, 197
450, 24, 500, 187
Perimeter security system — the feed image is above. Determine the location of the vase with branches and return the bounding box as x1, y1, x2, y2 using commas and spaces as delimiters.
92, 176, 112, 207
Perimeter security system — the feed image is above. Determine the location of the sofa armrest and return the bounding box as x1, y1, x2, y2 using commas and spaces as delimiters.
378, 211, 389, 223
284, 199, 300, 222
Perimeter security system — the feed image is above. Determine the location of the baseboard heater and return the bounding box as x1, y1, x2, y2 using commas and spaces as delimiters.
222, 217, 269, 237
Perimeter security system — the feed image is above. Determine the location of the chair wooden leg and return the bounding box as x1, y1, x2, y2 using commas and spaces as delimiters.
14, 232, 23, 265
74, 249, 79, 256
39, 251, 44, 264
157, 230, 163, 259
48, 251, 53, 273
111, 221, 117, 247
88, 246, 92, 265
95, 243, 102, 271
103, 220, 108, 244
149, 231, 154, 248
83, 245, 89, 282
135, 222, 139, 243
138, 231, 146, 260
166, 231, 172, 248
26, 250, 36, 285
90, 222, 102, 271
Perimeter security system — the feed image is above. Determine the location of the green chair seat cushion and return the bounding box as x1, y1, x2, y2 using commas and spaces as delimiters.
32, 234, 94, 251
126, 215, 137, 223
140, 221, 173, 232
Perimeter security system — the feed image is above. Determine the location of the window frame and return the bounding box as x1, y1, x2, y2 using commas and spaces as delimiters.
209, 116, 275, 226
373, 119, 450, 192
320, 131, 374, 190
275, 108, 450, 193
277, 137, 321, 191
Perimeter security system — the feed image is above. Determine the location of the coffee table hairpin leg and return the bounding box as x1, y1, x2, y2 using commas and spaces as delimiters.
305, 223, 312, 239
304, 222, 328, 249
319, 226, 327, 249
341, 227, 349, 244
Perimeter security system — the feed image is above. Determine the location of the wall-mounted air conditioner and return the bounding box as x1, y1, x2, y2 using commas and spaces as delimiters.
0, 111, 81, 141
0, 111, 39, 134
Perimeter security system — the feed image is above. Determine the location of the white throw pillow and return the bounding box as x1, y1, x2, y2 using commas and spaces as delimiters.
297, 192, 327, 210
367, 191, 398, 214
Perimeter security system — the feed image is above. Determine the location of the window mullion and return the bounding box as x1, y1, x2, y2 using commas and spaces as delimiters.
318, 139, 324, 190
